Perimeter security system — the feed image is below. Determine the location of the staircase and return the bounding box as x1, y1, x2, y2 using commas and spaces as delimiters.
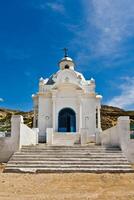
4, 144, 134, 173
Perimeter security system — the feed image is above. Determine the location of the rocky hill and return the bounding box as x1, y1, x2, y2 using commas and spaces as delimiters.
0, 105, 134, 132
0, 108, 33, 132
101, 105, 134, 130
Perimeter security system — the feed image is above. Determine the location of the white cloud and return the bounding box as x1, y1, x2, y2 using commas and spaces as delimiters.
90, 0, 134, 55
40, 2, 65, 14
71, 0, 134, 65
107, 77, 134, 110
0, 98, 4, 102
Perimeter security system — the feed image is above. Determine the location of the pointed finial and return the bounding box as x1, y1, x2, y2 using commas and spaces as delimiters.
63, 48, 68, 57
40, 77, 44, 81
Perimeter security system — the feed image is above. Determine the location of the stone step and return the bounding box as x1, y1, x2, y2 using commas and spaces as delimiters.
14, 152, 123, 157
6, 164, 132, 168
4, 167, 134, 173
11, 154, 126, 159
10, 154, 125, 159
21, 146, 121, 150
4, 145, 133, 173
22, 145, 120, 147
8, 160, 129, 164
10, 157, 128, 162
20, 150, 122, 153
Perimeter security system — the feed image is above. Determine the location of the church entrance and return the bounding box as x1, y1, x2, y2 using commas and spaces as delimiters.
58, 108, 76, 132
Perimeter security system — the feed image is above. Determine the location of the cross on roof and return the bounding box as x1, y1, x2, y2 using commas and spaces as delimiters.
63, 48, 68, 57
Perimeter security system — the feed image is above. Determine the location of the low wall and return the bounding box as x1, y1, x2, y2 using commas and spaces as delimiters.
101, 126, 119, 147
0, 115, 21, 162
118, 117, 134, 162
101, 116, 134, 162
0, 136, 19, 163
20, 124, 38, 147
0, 115, 38, 163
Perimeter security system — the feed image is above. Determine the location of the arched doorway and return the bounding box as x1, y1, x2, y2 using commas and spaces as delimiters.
58, 108, 76, 132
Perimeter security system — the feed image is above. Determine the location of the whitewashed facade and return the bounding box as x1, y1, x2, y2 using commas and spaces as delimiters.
32, 55, 102, 144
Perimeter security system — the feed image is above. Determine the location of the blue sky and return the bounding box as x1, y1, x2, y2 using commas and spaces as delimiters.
0, 0, 134, 111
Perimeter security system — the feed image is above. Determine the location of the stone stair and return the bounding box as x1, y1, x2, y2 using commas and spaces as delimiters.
4, 145, 134, 173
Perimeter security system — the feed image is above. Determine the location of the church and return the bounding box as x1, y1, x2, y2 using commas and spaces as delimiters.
1, 50, 134, 172
32, 50, 102, 145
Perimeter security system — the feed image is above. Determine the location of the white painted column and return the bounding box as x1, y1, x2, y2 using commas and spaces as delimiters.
52, 99, 55, 131
97, 106, 101, 130
32, 94, 38, 128
79, 100, 83, 131
95, 106, 102, 144
52, 91, 57, 132
33, 108, 36, 128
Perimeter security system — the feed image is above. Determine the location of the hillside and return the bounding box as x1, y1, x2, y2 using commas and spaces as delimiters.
0, 105, 134, 132
0, 108, 33, 132
101, 105, 134, 130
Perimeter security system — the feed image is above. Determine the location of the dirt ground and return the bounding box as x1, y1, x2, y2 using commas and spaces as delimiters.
0, 164, 134, 200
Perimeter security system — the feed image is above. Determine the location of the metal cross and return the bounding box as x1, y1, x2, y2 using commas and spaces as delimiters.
63, 48, 68, 57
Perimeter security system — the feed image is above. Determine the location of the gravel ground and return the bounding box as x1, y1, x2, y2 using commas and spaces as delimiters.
0, 164, 134, 200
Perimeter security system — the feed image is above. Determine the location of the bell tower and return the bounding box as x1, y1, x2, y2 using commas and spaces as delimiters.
58, 48, 75, 70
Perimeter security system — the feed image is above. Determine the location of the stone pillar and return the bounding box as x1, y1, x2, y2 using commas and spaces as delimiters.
53, 100, 56, 131
46, 128, 54, 145
32, 94, 38, 128
79, 100, 83, 131
11, 115, 24, 148
97, 106, 101, 130
96, 106, 102, 144
118, 116, 130, 148
33, 108, 36, 128
81, 128, 88, 145
52, 92, 56, 132
117, 116, 132, 161
39, 77, 44, 93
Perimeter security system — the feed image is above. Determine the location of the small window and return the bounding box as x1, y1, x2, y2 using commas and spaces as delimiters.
65, 65, 69, 69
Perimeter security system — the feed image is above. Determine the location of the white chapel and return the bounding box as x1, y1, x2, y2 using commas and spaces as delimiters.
1, 51, 134, 173
32, 51, 102, 145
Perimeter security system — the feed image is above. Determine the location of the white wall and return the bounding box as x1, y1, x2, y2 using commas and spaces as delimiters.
37, 68, 102, 143
20, 124, 38, 147
0, 115, 38, 163
54, 87, 79, 132
101, 126, 119, 147
0, 115, 22, 162
118, 117, 134, 162
82, 97, 97, 138
101, 116, 134, 163
38, 95, 52, 142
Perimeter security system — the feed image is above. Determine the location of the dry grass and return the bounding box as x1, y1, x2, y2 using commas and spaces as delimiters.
0, 164, 134, 200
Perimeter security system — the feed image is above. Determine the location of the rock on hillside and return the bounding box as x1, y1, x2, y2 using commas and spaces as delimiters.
0, 105, 134, 132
